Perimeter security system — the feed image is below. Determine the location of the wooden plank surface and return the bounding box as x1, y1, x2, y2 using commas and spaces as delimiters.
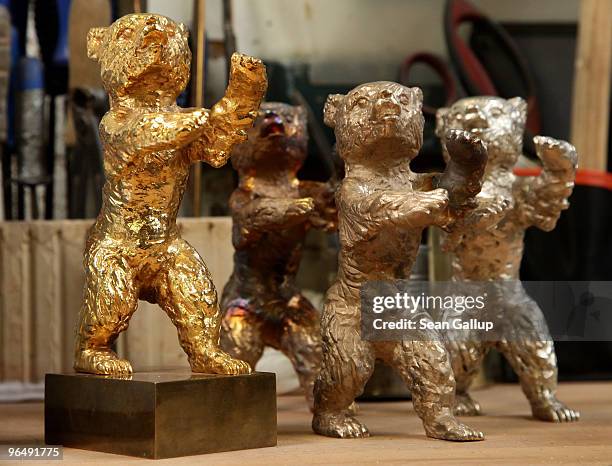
1, 382, 611, 464
570, 0, 612, 171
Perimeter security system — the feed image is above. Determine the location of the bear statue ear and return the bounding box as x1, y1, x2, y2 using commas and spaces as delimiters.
178, 22, 189, 39
435, 107, 449, 138
87, 27, 107, 62
508, 96, 527, 128
323, 93, 345, 129
410, 87, 423, 108
295, 105, 308, 130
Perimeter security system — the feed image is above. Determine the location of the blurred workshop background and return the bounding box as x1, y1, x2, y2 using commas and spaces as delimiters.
0, 0, 610, 401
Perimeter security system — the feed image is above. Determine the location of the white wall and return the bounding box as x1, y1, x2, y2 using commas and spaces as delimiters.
147, 0, 579, 84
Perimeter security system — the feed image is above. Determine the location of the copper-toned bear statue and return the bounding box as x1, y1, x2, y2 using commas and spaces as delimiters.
221, 102, 336, 409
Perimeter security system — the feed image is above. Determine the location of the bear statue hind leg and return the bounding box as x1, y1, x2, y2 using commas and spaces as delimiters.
450, 341, 489, 416
454, 392, 483, 417
74, 348, 133, 376
497, 297, 580, 423
188, 346, 252, 375
279, 296, 323, 412
424, 414, 485, 442
388, 340, 485, 441
157, 239, 251, 375
220, 308, 265, 369
498, 339, 580, 423
531, 397, 580, 423
312, 307, 374, 438
312, 411, 370, 439
74, 247, 138, 376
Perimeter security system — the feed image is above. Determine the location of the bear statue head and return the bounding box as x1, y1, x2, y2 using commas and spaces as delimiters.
87, 14, 191, 103
231, 102, 308, 174
436, 96, 527, 169
324, 82, 424, 165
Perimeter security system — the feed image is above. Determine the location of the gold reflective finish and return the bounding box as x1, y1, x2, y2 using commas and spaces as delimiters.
220, 103, 337, 410
312, 82, 486, 441
437, 96, 580, 422
73, 14, 267, 376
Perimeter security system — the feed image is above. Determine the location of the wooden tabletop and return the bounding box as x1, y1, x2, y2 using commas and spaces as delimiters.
1, 382, 610, 465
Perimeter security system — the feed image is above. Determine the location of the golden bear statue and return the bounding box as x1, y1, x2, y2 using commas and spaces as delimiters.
73, 14, 267, 376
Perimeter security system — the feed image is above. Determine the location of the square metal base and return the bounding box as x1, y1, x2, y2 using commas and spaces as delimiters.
45, 369, 277, 459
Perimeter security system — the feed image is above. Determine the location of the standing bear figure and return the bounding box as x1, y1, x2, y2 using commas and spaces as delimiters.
313, 81, 489, 441
221, 102, 337, 410
74, 14, 267, 376
436, 96, 580, 423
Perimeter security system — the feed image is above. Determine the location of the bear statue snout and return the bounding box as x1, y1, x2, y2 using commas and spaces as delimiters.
141, 20, 168, 48
372, 96, 401, 122
260, 111, 285, 138
463, 107, 489, 132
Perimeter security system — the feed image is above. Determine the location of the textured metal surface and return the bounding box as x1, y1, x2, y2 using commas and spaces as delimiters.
73, 14, 267, 376
16, 89, 46, 182
436, 96, 580, 422
312, 81, 486, 441
45, 370, 277, 458
220, 103, 336, 410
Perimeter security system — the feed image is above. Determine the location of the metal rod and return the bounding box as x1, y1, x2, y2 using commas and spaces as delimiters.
222, 0, 236, 77
192, 0, 206, 217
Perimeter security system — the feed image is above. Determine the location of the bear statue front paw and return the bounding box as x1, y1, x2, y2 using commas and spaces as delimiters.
463, 196, 511, 231
533, 136, 577, 172
312, 412, 370, 438
287, 197, 316, 219
190, 109, 209, 128
444, 129, 487, 167
229, 53, 267, 93
406, 188, 449, 228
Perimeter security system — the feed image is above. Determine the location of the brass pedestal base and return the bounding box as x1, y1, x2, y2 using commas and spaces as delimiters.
45, 370, 277, 459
